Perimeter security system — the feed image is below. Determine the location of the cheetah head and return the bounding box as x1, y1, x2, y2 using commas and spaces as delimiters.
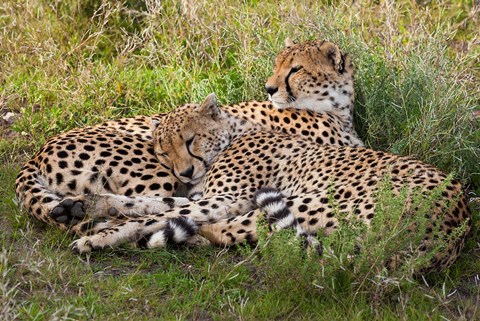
152, 94, 229, 185
265, 39, 354, 117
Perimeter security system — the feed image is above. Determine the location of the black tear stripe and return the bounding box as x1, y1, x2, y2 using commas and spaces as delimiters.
186, 142, 205, 163
339, 54, 346, 74
285, 67, 300, 102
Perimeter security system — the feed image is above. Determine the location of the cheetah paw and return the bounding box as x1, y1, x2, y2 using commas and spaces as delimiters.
50, 198, 86, 224
185, 235, 211, 247
71, 237, 93, 254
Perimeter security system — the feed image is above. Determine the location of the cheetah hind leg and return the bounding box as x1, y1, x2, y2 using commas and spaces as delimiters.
51, 194, 192, 232
71, 216, 200, 253
71, 194, 253, 253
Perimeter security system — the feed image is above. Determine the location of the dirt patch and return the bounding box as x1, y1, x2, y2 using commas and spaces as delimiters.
474, 110, 480, 120
0, 105, 20, 140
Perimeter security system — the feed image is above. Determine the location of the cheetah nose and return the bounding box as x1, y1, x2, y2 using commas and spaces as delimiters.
179, 166, 195, 179
265, 85, 278, 96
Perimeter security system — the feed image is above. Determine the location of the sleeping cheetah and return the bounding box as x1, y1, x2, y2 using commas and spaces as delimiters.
15, 39, 362, 234
72, 93, 471, 273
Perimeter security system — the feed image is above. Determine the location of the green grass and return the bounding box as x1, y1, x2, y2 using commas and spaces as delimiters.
1, 0, 479, 320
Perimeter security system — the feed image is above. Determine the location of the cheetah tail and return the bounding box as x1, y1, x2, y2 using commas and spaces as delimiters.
253, 187, 321, 253
137, 217, 199, 248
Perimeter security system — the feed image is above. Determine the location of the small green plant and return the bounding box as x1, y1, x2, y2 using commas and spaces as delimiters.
247, 174, 471, 314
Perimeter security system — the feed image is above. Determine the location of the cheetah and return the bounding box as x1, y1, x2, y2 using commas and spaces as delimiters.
15, 40, 362, 234
72, 93, 471, 273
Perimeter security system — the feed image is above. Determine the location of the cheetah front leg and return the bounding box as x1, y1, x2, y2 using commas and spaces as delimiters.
48, 193, 194, 236
71, 194, 254, 253
84, 194, 191, 217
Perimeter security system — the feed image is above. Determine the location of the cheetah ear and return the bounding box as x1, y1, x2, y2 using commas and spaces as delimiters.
199, 93, 221, 120
320, 41, 344, 73
284, 38, 295, 48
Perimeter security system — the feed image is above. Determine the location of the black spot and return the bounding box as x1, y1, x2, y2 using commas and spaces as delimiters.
149, 183, 161, 190
58, 161, 68, 169
226, 232, 236, 243
102, 177, 112, 192
79, 153, 90, 160
55, 173, 64, 185
67, 180, 77, 190
145, 219, 157, 226
298, 205, 308, 212
57, 151, 68, 158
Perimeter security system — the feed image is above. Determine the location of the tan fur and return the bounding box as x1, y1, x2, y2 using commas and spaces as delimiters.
72, 94, 470, 273
15, 40, 362, 234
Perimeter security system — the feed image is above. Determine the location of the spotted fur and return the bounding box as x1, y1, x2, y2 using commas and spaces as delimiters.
265, 39, 359, 136
72, 94, 471, 273
16, 40, 363, 235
